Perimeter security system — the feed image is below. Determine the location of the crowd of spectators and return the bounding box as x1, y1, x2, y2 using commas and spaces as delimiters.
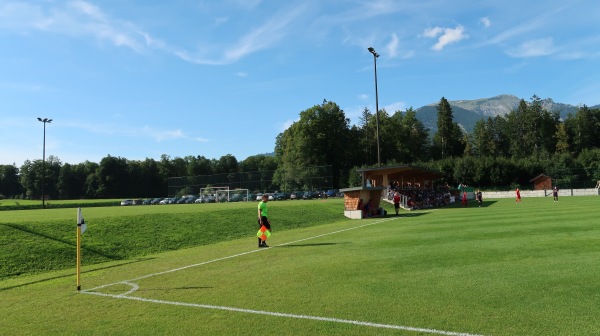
386, 181, 452, 210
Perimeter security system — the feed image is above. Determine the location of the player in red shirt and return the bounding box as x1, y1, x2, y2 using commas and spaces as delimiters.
393, 192, 400, 216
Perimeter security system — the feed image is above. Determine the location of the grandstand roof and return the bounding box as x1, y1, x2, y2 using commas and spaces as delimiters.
358, 165, 445, 182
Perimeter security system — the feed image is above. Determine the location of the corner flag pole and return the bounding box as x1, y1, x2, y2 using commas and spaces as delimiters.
76, 208, 86, 291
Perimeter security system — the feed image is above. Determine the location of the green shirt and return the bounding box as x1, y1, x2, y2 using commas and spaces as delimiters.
258, 201, 268, 217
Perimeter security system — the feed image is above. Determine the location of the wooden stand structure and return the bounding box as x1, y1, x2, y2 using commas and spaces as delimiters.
340, 165, 445, 219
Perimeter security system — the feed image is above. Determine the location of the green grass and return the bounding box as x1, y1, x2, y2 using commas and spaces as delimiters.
1, 197, 599, 335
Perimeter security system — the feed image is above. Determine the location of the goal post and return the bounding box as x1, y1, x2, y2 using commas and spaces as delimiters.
215, 189, 250, 202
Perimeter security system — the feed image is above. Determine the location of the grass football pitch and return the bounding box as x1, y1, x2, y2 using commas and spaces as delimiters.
1, 196, 599, 335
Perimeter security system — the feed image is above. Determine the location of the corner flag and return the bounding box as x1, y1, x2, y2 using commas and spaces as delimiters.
77, 208, 87, 234
257, 225, 271, 241
76, 208, 86, 291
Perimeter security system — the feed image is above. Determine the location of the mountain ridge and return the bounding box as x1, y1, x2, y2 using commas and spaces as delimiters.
415, 94, 599, 132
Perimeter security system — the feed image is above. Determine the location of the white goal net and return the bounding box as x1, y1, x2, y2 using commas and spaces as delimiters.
215, 189, 250, 202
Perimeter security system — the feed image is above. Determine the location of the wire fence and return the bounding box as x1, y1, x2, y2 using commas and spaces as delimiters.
167, 165, 333, 197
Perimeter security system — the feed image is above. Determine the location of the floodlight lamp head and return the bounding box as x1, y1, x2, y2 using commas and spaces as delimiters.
367, 47, 379, 58
37, 117, 43, 122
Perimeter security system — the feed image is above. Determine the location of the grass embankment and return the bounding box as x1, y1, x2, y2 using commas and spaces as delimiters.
0, 199, 349, 280
0, 199, 121, 210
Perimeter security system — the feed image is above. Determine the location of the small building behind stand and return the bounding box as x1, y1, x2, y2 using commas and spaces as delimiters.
530, 174, 552, 190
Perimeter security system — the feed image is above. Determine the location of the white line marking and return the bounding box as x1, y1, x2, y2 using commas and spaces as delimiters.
82, 291, 484, 336
81, 217, 486, 336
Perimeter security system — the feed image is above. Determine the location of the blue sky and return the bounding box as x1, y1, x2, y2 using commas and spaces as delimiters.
1, 0, 599, 166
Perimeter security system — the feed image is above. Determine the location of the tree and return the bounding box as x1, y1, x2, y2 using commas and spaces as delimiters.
388, 108, 430, 162
186, 155, 213, 176
274, 101, 353, 190
97, 156, 129, 198
0, 164, 21, 198
433, 97, 464, 159
358, 107, 375, 164
555, 123, 570, 154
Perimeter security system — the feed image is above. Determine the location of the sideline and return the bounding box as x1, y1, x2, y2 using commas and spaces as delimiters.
84, 289, 483, 336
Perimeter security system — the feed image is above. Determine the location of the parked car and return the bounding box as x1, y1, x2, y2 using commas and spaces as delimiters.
203, 195, 216, 203
133, 199, 143, 205
151, 198, 162, 205
290, 191, 303, 200
194, 197, 204, 203
326, 189, 338, 198
142, 198, 153, 205
120, 199, 133, 206
273, 192, 290, 200
229, 193, 244, 202
255, 193, 263, 201
303, 191, 318, 200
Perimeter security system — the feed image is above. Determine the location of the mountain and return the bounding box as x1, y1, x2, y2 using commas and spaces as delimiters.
414, 94, 597, 132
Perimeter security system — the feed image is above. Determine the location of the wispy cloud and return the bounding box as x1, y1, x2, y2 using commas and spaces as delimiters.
480, 17, 491, 28
423, 25, 468, 51
63, 119, 208, 143
384, 101, 406, 113
0, 0, 308, 65
386, 33, 399, 58
506, 38, 555, 58
223, 3, 308, 63
0, 0, 148, 52
358, 94, 369, 100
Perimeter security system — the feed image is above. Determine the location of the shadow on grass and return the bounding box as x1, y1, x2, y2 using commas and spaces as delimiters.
443, 200, 498, 209
2, 223, 120, 260
0, 257, 156, 291
279, 242, 351, 247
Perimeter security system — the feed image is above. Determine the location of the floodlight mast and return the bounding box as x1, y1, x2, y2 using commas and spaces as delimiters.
37, 117, 52, 208
367, 47, 381, 167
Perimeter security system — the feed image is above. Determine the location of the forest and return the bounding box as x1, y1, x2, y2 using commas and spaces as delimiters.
1, 95, 599, 200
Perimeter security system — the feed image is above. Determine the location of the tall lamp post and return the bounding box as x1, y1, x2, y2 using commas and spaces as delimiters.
37, 117, 52, 208
367, 47, 381, 167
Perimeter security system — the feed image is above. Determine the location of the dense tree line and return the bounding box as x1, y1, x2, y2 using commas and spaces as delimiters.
1, 96, 599, 200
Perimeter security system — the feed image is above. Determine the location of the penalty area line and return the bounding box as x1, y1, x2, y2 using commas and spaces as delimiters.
81, 291, 484, 336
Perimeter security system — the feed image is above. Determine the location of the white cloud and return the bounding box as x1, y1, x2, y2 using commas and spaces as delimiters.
506, 38, 555, 58
425, 25, 468, 51
358, 94, 369, 100
384, 101, 406, 113
280, 119, 297, 132
480, 17, 491, 28
236, 72, 248, 77
386, 33, 399, 58
423, 26, 443, 38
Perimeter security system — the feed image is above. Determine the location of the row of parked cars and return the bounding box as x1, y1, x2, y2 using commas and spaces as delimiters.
255, 190, 342, 201
120, 193, 248, 206
121, 190, 342, 206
